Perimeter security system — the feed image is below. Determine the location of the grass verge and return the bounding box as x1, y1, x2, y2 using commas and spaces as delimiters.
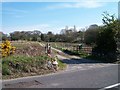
2, 55, 66, 79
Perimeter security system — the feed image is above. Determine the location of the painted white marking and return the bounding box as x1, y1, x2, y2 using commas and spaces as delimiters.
51, 83, 60, 86
99, 83, 120, 90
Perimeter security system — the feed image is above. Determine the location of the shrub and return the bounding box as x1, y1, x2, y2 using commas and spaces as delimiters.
2, 64, 10, 75
0, 40, 16, 57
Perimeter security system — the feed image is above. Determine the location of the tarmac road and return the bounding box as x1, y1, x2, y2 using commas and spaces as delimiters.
2, 61, 119, 89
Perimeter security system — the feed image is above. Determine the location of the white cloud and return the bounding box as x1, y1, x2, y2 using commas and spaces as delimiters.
46, 1, 106, 10
3, 8, 28, 13
2, 24, 65, 34
2, 8, 28, 18
3, 24, 84, 34
2, 22, 104, 34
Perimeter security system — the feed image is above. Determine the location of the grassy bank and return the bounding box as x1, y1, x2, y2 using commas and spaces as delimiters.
2, 41, 66, 79
2, 55, 66, 79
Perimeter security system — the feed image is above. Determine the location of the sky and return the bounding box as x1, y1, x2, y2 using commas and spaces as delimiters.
1, 0, 119, 34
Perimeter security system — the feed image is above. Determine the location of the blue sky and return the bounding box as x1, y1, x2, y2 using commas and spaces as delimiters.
1, 1, 118, 34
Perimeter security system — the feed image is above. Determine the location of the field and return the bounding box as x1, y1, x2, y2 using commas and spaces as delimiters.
43, 42, 92, 57
43, 42, 78, 51
2, 41, 66, 79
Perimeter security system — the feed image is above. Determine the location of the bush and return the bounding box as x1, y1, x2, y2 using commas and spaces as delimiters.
0, 40, 16, 57
2, 64, 10, 75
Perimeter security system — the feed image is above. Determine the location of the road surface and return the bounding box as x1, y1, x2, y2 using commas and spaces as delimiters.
2, 57, 119, 89
2, 44, 120, 89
